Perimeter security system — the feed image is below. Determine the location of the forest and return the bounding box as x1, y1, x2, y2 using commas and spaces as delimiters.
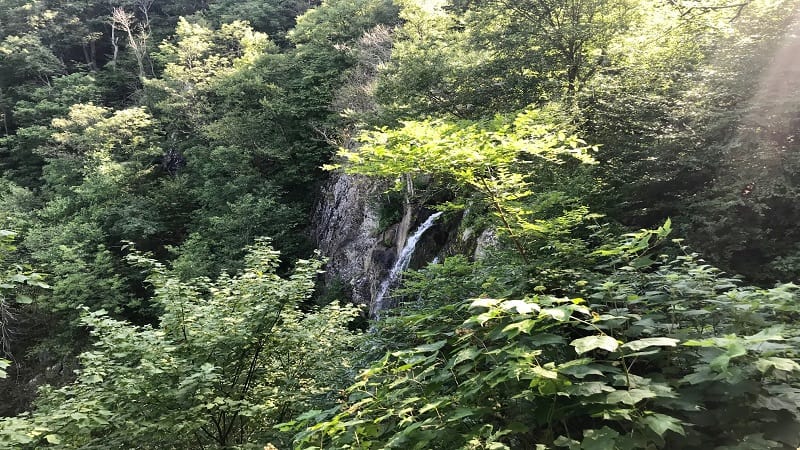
0, 0, 799, 448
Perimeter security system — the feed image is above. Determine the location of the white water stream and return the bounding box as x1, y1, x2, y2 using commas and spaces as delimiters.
372, 211, 443, 318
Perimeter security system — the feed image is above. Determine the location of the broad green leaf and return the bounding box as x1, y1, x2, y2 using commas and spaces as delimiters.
502, 319, 537, 337
541, 307, 569, 321
500, 300, 539, 314
681, 368, 717, 385
451, 347, 481, 366
623, 349, 662, 358
630, 255, 655, 269
563, 381, 614, 396
755, 395, 797, 412
571, 335, 619, 354
683, 338, 715, 347
447, 407, 477, 421
418, 400, 444, 414
745, 326, 785, 343
414, 340, 447, 353
15, 295, 33, 304
755, 357, 800, 373
710, 341, 747, 372
470, 298, 501, 310
528, 333, 565, 346
554, 435, 580, 448
621, 337, 679, 352
640, 413, 685, 437
559, 364, 604, 379
580, 427, 620, 450
9, 274, 27, 283
531, 365, 558, 379
606, 389, 657, 405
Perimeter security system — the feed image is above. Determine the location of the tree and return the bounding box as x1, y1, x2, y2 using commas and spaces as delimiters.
374, 0, 497, 118
465, 0, 636, 95
0, 34, 63, 88
19, 103, 164, 319
110, 2, 154, 79
145, 18, 275, 128
0, 229, 48, 378
0, 241, 362, 448
331, 109, 595, 262
201, 0, 318, 46
577, 0, 800, 281
375, 0, 636, 119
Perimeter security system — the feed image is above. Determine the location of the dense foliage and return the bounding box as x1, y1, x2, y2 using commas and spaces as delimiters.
293, 232, 800, 449
0, 230, 48, 380
0, 0, 399, 416
1, 0, 799, 448
301, 106, 800, 449
0, 242, 362, 448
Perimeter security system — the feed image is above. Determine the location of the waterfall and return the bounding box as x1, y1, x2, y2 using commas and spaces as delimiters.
372, 211, 443, 318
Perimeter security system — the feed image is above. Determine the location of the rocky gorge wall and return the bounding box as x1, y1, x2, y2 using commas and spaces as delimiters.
311, 172, 468, 311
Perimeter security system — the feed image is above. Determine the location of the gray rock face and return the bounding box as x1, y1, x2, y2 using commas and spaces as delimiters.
311, 172, 396, 306
474, 228, 499, 260
312, 172, 483, 311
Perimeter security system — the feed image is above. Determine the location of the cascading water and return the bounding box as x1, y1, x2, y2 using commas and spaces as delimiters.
371, 211, 443, 318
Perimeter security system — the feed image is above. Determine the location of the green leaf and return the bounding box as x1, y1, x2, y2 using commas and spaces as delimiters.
755, 357, 800, 373
500, 300, 540, 314
531, 365, 558, 379
558, 360, 616, 379
9, 274, 27, 283
451, 347, 481, 366
563, 381, 614, 396
447, 407, 477, 421
502, 319, 537, 337
630, 255, 655, 269
725, 340, 748, 355
45, 434, 61, 444
640, 413, 685, 437
554, 435, 580, 448
580, 427, 620, 450
681, 368, 717, 384
710, 341, 747, 372
528, 333, 565, 346
469, 298, 501, 310
418, 400, 444, 414
414, 340, 447, 353
659, 218, 672, 237
571, 335, 619, 354
540, 307, 570, 321
606, 389, 657, 405
621, 337, 679, 352
755, 395, 797, 412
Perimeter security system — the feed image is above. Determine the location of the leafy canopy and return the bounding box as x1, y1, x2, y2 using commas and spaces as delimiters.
0, 241, 362, 448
